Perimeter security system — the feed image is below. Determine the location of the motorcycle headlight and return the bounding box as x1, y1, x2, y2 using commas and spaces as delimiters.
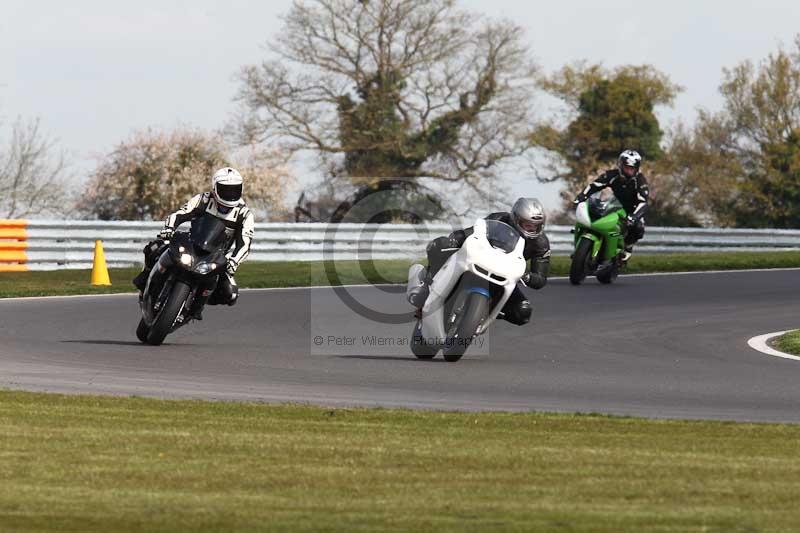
180, 253, 193, 267
194, 262, 213, 275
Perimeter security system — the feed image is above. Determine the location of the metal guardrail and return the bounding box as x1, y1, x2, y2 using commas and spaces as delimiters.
1, 219, 800, 270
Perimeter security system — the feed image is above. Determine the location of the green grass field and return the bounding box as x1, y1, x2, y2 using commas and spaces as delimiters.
3, 255, 800, 530
2, 251, 800, 298
773, 330, 800, 356
1, 390, 798, 532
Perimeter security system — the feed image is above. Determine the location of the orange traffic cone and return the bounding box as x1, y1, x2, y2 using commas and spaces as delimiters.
91, 240, 111, 286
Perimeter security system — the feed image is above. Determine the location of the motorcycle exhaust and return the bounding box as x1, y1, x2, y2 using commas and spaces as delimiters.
406, 263, 429, 308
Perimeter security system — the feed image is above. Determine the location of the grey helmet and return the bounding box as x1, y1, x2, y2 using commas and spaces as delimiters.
511, 197, 546, 238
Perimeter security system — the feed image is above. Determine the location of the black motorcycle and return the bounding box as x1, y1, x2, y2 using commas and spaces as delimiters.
136, 214, 231, 345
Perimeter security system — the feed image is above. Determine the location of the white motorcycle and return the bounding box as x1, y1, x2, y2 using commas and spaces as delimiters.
406, 219, 527, 362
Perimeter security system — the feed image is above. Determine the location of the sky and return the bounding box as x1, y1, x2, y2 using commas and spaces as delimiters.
2, 0, 800, 211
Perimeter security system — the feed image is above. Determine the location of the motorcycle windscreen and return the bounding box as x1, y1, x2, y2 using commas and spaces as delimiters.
190, 214, 230, 254
484, 220, 520, 253
588, 194, 623, 219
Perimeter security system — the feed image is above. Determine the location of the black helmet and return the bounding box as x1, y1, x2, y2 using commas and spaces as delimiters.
511, 197, 546, 238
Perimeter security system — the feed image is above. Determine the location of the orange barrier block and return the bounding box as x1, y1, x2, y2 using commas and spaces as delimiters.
0, 264, 28, 272
0, 219, 28, 240
0, 250, 27, 262
0, 219, 28, 228
0, 219, 28, 271
0, 228, 27, 240
0, 241, 28, 251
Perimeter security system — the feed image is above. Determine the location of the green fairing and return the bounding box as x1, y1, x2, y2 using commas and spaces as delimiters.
579, 232, 602, 257
569, 198, 628, 285
574, 208, 627, 261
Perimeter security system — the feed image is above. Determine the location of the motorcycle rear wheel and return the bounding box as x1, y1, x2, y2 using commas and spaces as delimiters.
410, 321, 438, 359
136, 318, 150, 343
597, 263, 619, 284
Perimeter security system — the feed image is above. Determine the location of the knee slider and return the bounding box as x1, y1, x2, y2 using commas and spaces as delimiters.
507, 300, 532, 325
517, 300, 532, 324
227, 286, 239, 306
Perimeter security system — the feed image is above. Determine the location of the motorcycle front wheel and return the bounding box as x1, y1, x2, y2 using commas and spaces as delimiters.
146, 280, 192, 346
442, 291, 489, 362
569, 238, 594, 285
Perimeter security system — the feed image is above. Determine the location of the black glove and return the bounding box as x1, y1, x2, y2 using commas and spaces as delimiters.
573, 193, 587, 205
226, 258, 239, 276
158, 227, 174, 240
443, 236, 461, 250
520, 272, 532, 287
625, 215, 637, 227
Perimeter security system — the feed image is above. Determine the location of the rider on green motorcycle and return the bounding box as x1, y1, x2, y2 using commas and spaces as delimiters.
573, 150, 649, 262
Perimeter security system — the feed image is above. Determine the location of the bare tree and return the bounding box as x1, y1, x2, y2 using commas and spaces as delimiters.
0, 117, 68, 218
231, 142, 296, 220
234, 0, 538, 211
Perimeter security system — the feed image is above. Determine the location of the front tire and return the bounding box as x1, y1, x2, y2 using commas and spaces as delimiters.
569, 238, 593, 285
442, 292, 490, 362
146, 280, 191, 346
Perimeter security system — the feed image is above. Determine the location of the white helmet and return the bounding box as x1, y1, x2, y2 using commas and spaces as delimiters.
211, 167, 243, 208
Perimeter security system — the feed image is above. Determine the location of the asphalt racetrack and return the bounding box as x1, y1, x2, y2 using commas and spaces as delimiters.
1, 269, 799, 422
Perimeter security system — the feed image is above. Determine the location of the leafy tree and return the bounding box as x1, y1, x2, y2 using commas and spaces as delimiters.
690, 36, 800, 227
643, 124, 705, 227
532, 62, 681, 207
234, 0, 539, 221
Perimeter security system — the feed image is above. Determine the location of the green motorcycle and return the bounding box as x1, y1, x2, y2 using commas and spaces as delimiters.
569, 194, 628, 285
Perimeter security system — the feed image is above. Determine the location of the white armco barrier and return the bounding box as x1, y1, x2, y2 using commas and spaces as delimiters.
14, 220, 800, 270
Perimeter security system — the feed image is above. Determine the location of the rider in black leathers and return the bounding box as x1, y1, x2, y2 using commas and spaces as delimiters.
573, 149, 649, 260
418, 198, 550, 326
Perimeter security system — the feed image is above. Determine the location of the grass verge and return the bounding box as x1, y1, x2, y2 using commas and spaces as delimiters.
772, 329, 800, 356
1, 251, 800, 298
1, 390, 798, 531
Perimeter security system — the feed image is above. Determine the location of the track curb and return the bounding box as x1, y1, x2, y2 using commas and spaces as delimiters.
747, 330, 800, 361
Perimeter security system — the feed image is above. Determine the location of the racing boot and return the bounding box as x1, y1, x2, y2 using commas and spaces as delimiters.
188, 300, 206, 321
622, 245, 634, 264
188, 290, 213, 321
132, 269, 148, 292
595, 259, 614, 277
133, 240, 167, 292
406, 263, 430, 309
